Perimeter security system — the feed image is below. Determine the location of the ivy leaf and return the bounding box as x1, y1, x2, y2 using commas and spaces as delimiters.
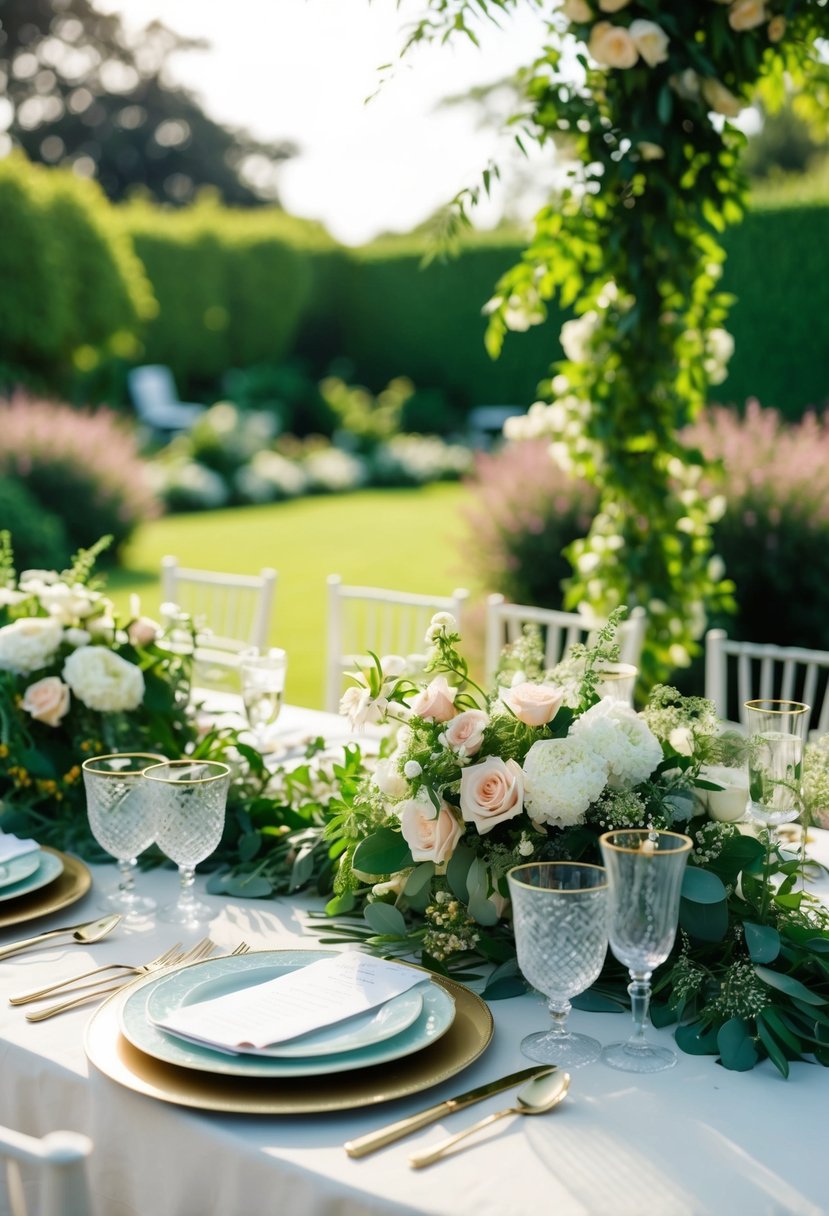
717, 1018, 760, 1072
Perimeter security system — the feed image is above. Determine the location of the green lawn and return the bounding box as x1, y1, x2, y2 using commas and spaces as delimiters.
107, 483, 481, 709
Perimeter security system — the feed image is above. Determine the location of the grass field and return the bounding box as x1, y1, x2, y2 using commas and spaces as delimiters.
106, 482, 482, 709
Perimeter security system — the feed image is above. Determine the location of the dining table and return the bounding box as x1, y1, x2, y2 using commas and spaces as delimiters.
0, 703, 827, 1216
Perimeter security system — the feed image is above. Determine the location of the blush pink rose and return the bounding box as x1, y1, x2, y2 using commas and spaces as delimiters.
410, 675, 458, 723
443, 710, 489, 756
21, 676, 70, 727
128, 616, 160, 647
502, 682, 565, 727
398, 799, 463, 864
460, 756, 524, 835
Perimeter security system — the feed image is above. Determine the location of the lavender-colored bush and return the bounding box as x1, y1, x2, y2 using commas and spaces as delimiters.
0, 394, 159, 560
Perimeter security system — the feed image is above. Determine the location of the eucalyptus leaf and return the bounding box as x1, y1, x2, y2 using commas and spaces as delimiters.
681, 867, 727, 904
446, 843, 475, 902
363, 901, 408, 937
222, 874, 274, 899
743, 922, 781, 964
679, 896, 729, 942
754, 966, 826, 1006
403, 861, 435, 897
675, 1020, 719, 1056
717, 1018, 759, 1072
352, 828, 413, 877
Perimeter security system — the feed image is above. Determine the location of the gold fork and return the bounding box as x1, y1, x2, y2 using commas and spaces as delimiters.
24, 937, 221, 1022
9, 944, 185, 1006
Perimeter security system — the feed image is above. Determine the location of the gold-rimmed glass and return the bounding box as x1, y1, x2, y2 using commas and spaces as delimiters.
507, 862, 609, 1068
82, 752, 165, 926
599, 829, 692, 1074
144, 760, 230, 927
744, 699, 809, 832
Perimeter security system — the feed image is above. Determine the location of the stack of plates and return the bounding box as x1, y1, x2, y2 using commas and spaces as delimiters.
0, 846, 91, 929
86, 949, 495, 1115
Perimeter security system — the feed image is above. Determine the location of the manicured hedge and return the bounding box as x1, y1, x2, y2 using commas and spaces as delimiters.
118, 202, 324, 395
0, 154, 150, 392
304, 208, 829, 419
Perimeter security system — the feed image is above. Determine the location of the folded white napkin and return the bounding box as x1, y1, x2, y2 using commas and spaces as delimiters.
153, 952, 427, 1053
0, 832, 40, 864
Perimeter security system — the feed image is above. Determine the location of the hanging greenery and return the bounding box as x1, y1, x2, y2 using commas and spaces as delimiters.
400, 0, 829, 685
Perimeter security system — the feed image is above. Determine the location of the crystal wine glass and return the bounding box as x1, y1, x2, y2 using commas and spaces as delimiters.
239, 648, 288, 751
143, 759, 231, 928
744, 699, 809, 833
599, 829, 692, 1074
82, 753, 165, 925
507, 861, 609, 1068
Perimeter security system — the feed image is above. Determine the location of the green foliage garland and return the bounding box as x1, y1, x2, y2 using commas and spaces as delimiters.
400, 0, 829, 685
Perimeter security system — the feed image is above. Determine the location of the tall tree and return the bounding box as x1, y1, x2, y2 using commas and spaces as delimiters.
0, 0, 295, 206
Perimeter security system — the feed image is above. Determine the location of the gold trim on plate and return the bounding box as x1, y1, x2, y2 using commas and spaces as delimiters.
85, 952, 494, 1115
0, 849, 92, 930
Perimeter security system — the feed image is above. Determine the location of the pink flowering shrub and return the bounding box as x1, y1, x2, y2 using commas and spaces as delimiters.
686, 400, 829, 649
0, 394, 160, 561
464, 402, 829, 654
461, 439, 597, 607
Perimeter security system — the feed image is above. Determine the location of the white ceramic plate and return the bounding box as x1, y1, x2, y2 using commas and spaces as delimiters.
0, 850, 64, 903
120, 950, 456, 1079
0, 851, 42, 891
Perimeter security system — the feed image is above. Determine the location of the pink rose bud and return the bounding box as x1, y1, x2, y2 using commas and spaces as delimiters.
501, 682, 565, 727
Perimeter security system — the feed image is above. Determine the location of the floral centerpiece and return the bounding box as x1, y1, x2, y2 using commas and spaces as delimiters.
318, 611, 829, 1076
0, 534, 197, 852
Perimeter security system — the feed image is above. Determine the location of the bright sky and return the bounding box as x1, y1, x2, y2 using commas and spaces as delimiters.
102, 0, 553, 244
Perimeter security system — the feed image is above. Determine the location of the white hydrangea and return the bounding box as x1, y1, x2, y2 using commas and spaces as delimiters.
522, 737, 609, 828
571, 698, 663, 788
0, 617, 63, 675
62, 646, 145, 713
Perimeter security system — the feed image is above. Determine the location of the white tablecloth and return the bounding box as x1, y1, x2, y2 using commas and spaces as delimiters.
1, 707, 827, 1216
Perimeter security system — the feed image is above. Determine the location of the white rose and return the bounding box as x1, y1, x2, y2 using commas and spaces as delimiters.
0, 588, 27, 608
0, 617, 63, 675
36, 582, 103, 626
398, 799, 463, 864
443, 710, 489, 756
460, 756, 524, 835
588, 21, 639, 68
62, 646, 145, 712
701, 77, 743, 118
767, 14, 785, 41
64, 627, 91, 648
728, 0, 765, 31
21, 676, 70, 727
562, 0, 592, 19
629, 19, 669, 67
372, 757, 409, 800
501, 682, 565, 727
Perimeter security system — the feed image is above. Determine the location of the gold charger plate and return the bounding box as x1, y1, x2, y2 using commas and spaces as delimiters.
0, 849, 91, 930
85, 962, 494, 1115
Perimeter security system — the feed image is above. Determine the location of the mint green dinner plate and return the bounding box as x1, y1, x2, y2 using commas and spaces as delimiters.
0, 851, 42, 891
0, 850, 63, 903
120, 950, 456, 1079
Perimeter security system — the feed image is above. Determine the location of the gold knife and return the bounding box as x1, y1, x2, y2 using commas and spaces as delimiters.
344, 1066, 555, 1158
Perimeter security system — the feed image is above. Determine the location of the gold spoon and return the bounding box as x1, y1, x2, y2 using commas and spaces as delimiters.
409, 1068, 571, 1169
0, 913, 122, 962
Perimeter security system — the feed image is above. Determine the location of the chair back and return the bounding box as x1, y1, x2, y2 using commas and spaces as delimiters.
0, 1125, 93, 1216
160, 557, 277, 677
325, 576, 469, 712
485, 594, 647, 687
705, 628, 829, 735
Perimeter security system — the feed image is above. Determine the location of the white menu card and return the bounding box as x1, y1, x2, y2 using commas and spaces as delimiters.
152, 953, 427, 1052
